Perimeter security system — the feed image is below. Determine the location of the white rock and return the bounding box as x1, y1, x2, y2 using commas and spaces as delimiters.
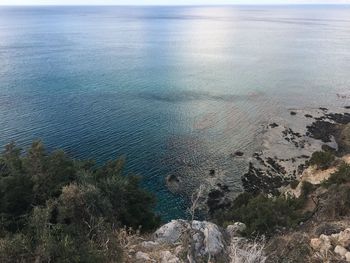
192, 232, 205, 256
345, 251, 350, 262
160, 251, 181, 263
338, 228, 350, 248
192, 220, 224, 256
135, 251, 152, 261
226, 222, 247, 237
331, 233, 340, 239
174, 245, 183, 256
319, 234, 332, 253
154, 219, 189, 244
154, 220, 224, 258
141, 241, 159, 249
310, 238, 322, 251
335, 245, 348, 257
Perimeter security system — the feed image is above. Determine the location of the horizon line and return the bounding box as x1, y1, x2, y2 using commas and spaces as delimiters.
1, 3, 350, 6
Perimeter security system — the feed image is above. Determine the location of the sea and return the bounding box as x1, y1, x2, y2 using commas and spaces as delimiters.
0, 5, 350, 220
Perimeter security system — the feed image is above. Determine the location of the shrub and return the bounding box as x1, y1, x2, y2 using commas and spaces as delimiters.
290, 180, 299, 189
322, 163, 350, 188
309, 151, 335, 170
300, 181, 314, 198
215, 193, 305, 237
0, 141, 160, 262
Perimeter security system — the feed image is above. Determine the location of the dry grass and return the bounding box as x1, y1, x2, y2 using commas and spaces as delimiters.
229, 237, 267, 263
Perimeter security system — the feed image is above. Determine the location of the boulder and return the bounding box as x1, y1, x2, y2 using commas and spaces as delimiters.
226, 222, 247, 237
153, 220, 224, 258
310, 238, 322, 251
335, 245, 348, 258
141, 241, 159, 249
192, 220, 224, 256
154, 220, 188, 244
319, 234, 332, 253
338, 228, 350, 249
345, 252, 350, 262
311, 235, 332, 253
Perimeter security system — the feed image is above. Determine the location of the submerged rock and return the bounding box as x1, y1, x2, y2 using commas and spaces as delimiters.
209, 169, 216, 176
166, 174, 181, 192
269, 122, 279, 128
234, 151, 244, 157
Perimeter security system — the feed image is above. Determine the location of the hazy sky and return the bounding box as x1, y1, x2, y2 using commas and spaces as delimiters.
0, 0, 349, 5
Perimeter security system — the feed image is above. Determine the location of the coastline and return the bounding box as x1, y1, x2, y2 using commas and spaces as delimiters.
207, 106, 350, 215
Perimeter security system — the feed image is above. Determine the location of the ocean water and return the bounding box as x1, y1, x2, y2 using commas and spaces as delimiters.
0, 5, 350, 221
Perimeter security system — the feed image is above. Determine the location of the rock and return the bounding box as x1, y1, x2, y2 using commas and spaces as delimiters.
310, 238, 322, 251
315, 223, 344, 236
269, 123, 279, 128
335, 245, 348, 257
290, 111, 297, 116
207, 189, 231, 214
345, 251, 350, 262
226, 222, 247, 237
160, 251, 181, 263
234, 151, 244, 157
174, 245, 183, 256
242, 162, 285, 195
141, 241, 159, 249
319, 234, 332, 253
345, 106, 350, 109
135, 251, 152, 262
166, 174, 181, 192
311, 235, 333, 254
209, 169, 216, 176
338, 228, 350, 249
152, 219, 224, 262
192, 220, 224, 256
154, 220, 188, 244
307, 120, 337, 143
305, 114, 313, 118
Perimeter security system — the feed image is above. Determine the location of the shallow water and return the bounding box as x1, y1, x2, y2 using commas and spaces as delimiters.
0, 5, 350, 220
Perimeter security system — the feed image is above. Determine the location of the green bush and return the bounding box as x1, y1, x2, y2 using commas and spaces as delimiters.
309, 151, 335, 170
214, 192, 305, 237
290, 180, 299, 189
0, 141, 160, 262
322, 163, 350, 188
300, 181, 314, 198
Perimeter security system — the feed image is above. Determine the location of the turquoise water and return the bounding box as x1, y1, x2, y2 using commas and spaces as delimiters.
1, 5, 350, 220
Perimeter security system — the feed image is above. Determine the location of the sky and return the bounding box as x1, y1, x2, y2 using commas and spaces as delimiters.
0, 0, 349, 5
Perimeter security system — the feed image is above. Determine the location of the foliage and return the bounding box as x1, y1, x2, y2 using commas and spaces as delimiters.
322, 163, 350, 188
214, 192, 305, 237
308, 151, 335, 170
0, 141, 160, 262
290, 179, 299, 189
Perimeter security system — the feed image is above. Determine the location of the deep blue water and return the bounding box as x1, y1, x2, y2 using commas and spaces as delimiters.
1, 5, 350, 221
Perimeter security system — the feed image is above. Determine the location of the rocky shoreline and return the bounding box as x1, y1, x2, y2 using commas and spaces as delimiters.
241, 107, 350, 196
208, 106, 350, 215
